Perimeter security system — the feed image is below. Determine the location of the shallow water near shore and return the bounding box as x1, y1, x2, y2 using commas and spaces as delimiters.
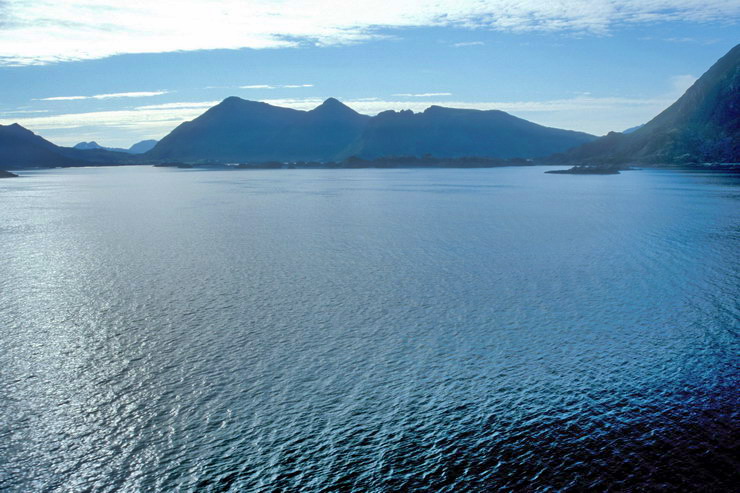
1, 166, 738, 491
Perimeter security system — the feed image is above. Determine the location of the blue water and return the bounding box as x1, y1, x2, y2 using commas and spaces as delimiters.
1, 166, 738, 491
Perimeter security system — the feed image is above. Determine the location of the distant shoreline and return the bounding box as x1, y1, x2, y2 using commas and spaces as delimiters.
4, 162, 739, 175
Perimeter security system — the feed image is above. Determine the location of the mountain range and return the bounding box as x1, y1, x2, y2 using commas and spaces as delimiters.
0, 123, 133, 169
550, 43, 739, 166
2, 43, 737, 170
74, 139, 158, 154
147, 97, 371, 162
146, 97, 596, 163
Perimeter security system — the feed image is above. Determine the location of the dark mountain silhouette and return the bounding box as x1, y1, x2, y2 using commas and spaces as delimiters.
148, 97, 370, 162
0, 123, 131, 169
147, 97, 595, 162
0, 123, 79, 168
128, 139, 158, 154
74, 139, 158, 154
346, 106, 595, 159
74, 141, 113, 151
550, 43, 739, 165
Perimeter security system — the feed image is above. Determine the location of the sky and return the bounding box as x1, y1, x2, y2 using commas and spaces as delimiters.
0, 1, 738, 147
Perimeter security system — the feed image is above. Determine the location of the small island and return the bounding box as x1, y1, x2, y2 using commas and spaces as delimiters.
0, 170, 19, 178
546, 166, 621, 175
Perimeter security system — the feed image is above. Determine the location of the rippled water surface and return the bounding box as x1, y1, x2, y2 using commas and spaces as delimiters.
1, 166, 738, 491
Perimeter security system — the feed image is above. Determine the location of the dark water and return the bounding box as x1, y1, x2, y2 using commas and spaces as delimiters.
1, 166, 738, 491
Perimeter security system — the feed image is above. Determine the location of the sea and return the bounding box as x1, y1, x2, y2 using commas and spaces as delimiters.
1, 166, 738, 491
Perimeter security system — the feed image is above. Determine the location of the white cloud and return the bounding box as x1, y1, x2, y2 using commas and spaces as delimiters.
240, 84, 314, 89
2, 107, 203, 131
0, 1, 737, 65
452, 41, 485, 47
136, 101, 220, 110
38, 96, 89, 101
665, 37, 699, 43
639, 35, 720, 44
36, 91, 168, 101
92, 91, 168, 99
393, 92, 453, 97
0, 109, 49, 115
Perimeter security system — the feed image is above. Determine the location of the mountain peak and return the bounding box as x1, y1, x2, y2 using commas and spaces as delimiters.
128, 139, 158, 154
216, 96, 269, 110
212, 96, 284, 115
1, 122, 35, 137
73, 141, 105, 150
220, 96, 245, 105
311, 97, 359, 117
0, 122, 81, 168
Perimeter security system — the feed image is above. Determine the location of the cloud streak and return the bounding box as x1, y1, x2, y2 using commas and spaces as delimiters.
240, 84, 314, 90
0, 1, 737, 65
36, 91, 168, 101
0, 109, 49, 115
393, 92, 453, 97
452, 41, 485, 47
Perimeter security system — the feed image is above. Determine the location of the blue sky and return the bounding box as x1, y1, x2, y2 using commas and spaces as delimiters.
0, 1, 737, 147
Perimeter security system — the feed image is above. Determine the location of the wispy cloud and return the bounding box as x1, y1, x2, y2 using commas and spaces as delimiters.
452, 41, 485, 47
0, 109, 49, 115
240, 84, 314, 89
36, 96, 89, 101
35, 91, 168, 101
665, 37, 700, 43
0, 1, 737, 65
640, 36, 720, 44
2, 108, 203, 131
135, 101, 221, 111
393, 92, 452, 97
